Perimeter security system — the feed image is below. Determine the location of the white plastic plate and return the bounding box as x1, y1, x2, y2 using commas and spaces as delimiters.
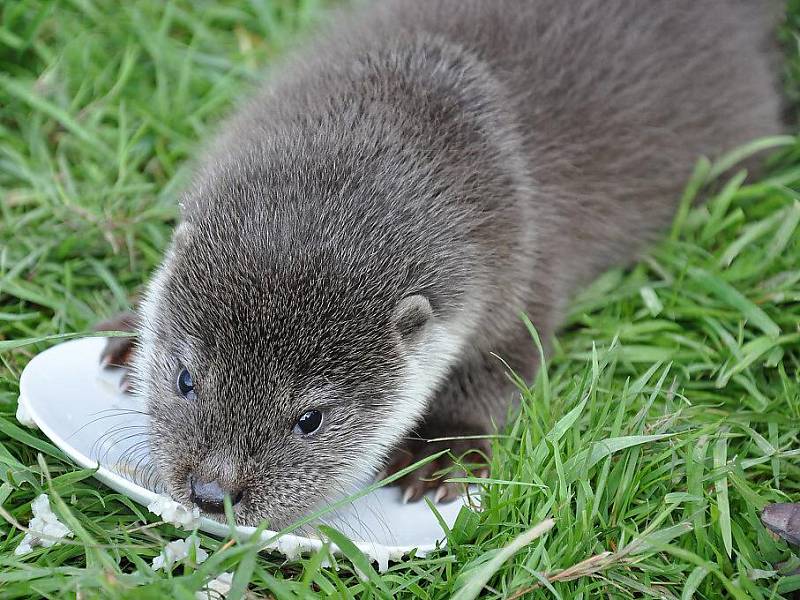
17, 337, 472, 567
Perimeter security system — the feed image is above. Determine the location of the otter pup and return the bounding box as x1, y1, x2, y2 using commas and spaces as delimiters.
99, 0, 783, 528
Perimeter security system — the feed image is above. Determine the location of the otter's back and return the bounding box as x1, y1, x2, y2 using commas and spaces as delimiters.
364, 0, 783, 288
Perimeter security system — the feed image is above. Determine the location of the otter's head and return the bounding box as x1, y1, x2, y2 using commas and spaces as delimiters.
132, 187, 471, 528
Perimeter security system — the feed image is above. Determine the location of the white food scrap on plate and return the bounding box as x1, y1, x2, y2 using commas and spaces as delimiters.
196, 572, 234, 599
15, 400, 37, 429
147, 494, 201, 529
152, 535, 208, 571
276, 536, 304, 562
14, 494, 73, 555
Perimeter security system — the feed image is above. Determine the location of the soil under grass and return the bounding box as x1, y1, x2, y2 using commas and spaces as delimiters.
1, 1, 800, 598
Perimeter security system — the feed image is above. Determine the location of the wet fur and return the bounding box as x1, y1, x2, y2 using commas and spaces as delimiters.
128, 0, 783, 527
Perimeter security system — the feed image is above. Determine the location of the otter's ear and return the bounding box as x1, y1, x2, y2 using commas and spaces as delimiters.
174, 220, 196, 244
391, 295, 433, 343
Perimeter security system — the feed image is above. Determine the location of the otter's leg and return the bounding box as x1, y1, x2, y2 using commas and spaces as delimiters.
96, 312, 138, 392
384, 348, 529, 503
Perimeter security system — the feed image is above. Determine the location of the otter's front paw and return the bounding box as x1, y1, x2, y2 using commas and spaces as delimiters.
95, 312, 137, 392
383, 434, 491, 504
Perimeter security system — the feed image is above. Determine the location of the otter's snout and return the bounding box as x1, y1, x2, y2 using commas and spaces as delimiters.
189, 476, 244, 514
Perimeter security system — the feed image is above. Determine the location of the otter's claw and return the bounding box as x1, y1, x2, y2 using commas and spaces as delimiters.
384, 436, 491, 504
118, 370, 134, 394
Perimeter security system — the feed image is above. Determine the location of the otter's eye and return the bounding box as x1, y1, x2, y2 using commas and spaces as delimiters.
294, 410, 323, 435
176, 368, 196, 401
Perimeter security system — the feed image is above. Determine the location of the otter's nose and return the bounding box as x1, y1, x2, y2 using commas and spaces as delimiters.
189, 476, 243, 513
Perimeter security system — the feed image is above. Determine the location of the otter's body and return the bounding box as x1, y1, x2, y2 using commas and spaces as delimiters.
107, 0, 783, 526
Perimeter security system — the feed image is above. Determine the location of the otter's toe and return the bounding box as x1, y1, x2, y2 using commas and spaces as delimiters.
384, 436, 491, 504
96, 312, 137, 373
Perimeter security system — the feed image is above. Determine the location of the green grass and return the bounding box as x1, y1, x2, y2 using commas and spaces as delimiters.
1, 1, 800, 598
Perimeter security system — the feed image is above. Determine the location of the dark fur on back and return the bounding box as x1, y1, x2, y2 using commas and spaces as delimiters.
129, 0, 783, 526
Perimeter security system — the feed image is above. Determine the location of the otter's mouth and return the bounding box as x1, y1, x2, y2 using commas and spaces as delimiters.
158, 472, 279, 529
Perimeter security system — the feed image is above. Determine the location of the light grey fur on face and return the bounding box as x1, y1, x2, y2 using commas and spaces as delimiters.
122, 0, 785, 527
